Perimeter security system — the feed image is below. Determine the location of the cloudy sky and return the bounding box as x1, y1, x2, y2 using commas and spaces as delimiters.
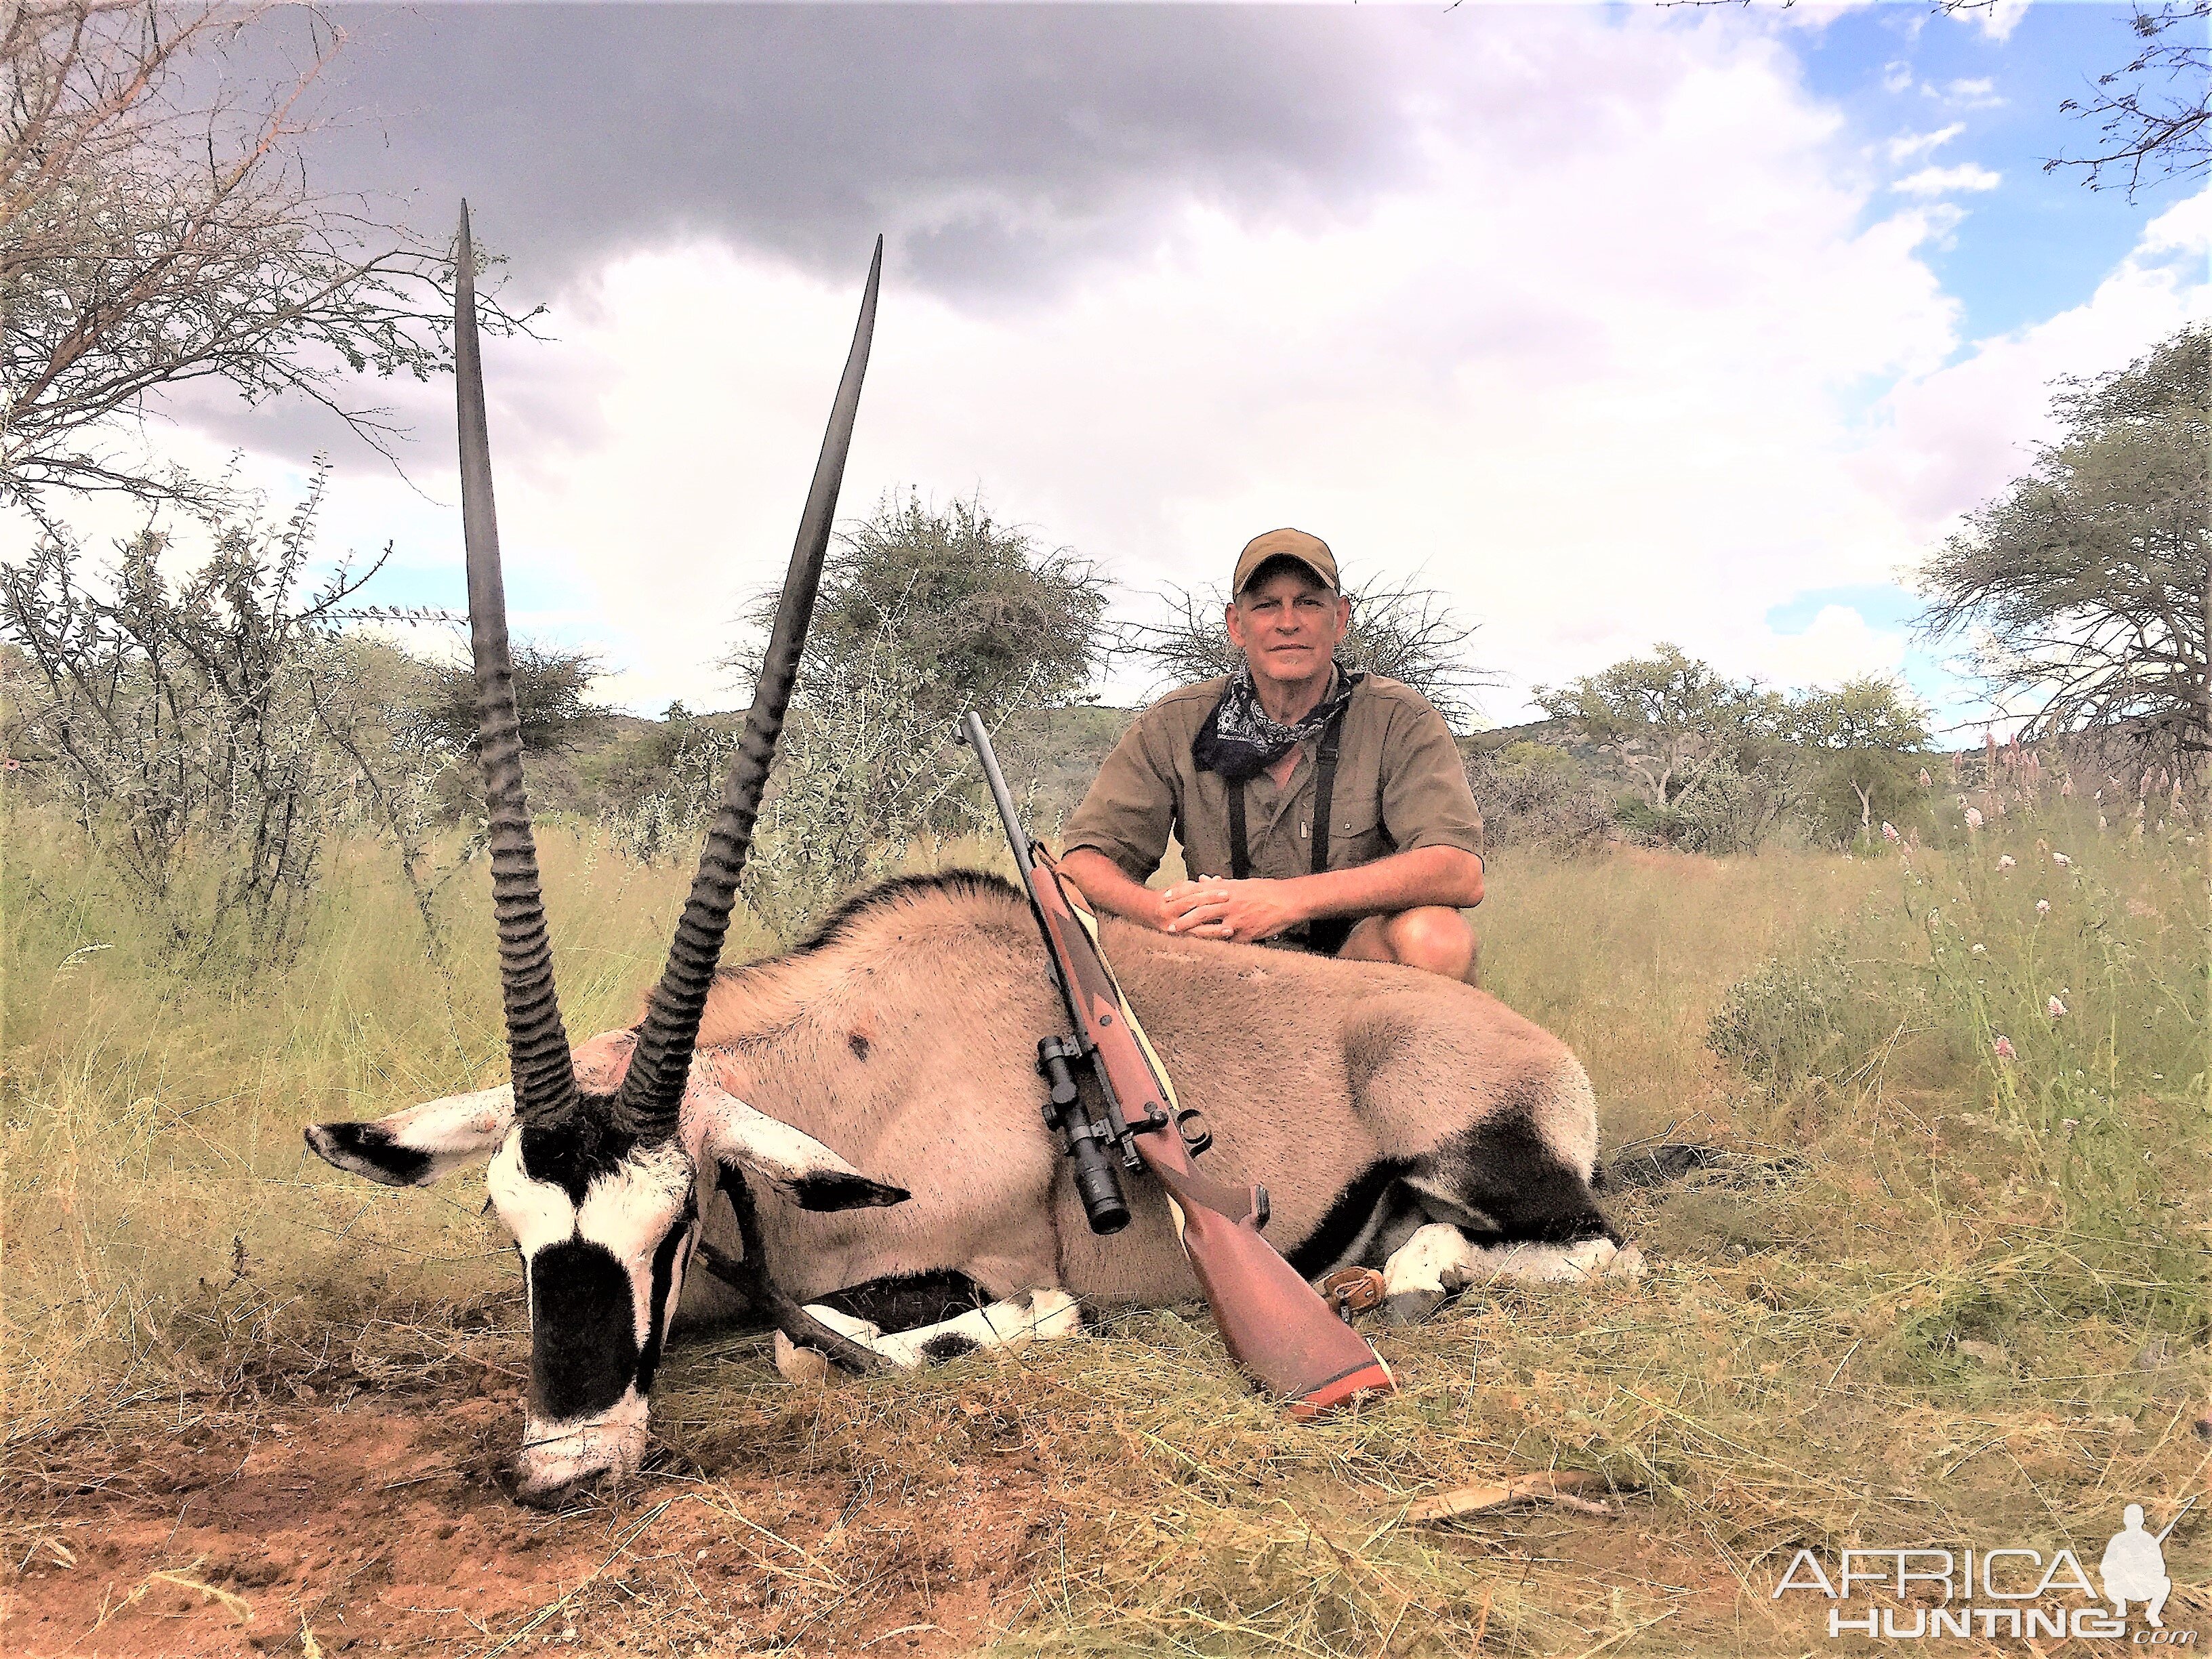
57, 1, 2212, 726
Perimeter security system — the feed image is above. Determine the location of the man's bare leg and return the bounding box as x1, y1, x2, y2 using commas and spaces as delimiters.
1338, 905, 1479, 983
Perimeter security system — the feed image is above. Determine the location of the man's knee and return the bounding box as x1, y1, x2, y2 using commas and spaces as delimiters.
1380, 907, 1478, 981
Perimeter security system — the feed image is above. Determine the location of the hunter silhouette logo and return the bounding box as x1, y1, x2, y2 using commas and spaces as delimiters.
1770, 1495, 2199, 1643
2104, 1499, 2190, 1629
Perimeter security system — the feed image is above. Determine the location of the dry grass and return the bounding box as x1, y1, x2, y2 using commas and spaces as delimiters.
3, 803, 2207, 1656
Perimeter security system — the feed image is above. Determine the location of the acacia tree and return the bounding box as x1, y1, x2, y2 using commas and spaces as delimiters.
1918, 327, 2209, 773
735, 489, 1109, 723
409, 641, 613, 757
0, 467, 396, 952
1793, 677, 1933, 842
1532, 643, 1763, 809
1532, 644, 1810, 852
1, 1, 529, 518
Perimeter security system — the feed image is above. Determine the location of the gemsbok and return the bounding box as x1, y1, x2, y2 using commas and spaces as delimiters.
307, 209, 1637, 1507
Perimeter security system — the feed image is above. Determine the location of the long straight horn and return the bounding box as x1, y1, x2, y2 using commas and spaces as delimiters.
456, 202, 580, 1126
617, 237, 882, 1141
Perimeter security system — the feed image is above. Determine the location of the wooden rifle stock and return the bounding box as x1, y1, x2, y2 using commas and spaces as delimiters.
960, 713, 1391, 1414
1027, 852, 1395, 1414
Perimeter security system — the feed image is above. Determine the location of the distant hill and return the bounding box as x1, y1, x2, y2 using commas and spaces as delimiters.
523, 699, 2148, 838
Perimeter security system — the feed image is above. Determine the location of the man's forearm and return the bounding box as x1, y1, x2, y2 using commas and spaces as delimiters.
1290, 844, 1484, 922
1057, 847, 1168, 929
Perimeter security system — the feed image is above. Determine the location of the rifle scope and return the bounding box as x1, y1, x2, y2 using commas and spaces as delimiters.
1039, 1037, 1131, 1234
962, 713, 1134, 1235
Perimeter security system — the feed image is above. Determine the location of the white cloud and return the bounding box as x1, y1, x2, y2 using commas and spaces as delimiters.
1936, 77, 2005, 108
1749, 605, 1909, 691
1853, 189, 2211, 549
85, 12, 2188, 731
279, 14, 1960, 718
1969, 0, 2031, 41
1883, 60, 1913, 93
1892, 162, 2001, 195
1887, 122, 1964, 163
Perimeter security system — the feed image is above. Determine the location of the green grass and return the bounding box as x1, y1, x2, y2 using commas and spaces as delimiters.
3, 801, 2207, 1655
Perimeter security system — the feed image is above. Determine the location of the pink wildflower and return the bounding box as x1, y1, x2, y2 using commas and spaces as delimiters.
1999, 855, 2015, 871
1964, 806, 1984, 831
2036, 899, 2050, 914
1882, 821, 1900, 842
1992, 1036, 2015, 1061
2051, 851, 2071, 867
2046, 996, 2067, 1019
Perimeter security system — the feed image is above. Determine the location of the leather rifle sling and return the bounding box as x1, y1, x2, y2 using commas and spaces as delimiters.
1227, 705, 1351, 954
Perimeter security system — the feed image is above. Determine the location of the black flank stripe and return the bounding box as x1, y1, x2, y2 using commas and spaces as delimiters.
818, 1271, 989, 1334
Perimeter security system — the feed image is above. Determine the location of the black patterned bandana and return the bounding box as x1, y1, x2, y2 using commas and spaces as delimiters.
1191, 663, 1361, 783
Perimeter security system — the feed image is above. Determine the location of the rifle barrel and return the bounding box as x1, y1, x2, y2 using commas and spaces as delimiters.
2154, 1494, 2196, 1545
961, 713, 1033, 873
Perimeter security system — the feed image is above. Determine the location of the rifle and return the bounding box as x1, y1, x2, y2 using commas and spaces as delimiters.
959, 712, 1395, 1416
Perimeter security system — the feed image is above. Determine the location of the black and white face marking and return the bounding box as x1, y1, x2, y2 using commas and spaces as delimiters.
487, 1126, 701, 1505
304, 1064, 911, 1506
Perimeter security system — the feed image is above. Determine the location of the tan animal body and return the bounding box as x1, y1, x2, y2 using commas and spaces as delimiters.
304, 214, 1630, 1509
641, 872, 1618, 1335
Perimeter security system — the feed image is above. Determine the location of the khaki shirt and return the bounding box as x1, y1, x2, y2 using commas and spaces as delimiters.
1063, 673, 1484, 887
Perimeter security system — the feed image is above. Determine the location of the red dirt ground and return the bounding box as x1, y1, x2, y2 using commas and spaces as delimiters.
1, 1382, 1063, 1658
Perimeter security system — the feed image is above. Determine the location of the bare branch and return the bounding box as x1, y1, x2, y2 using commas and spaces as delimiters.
1, 1, 537, 513
2042, 2, 2209, 195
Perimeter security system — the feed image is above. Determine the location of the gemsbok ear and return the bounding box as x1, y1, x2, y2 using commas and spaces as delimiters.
305, 1086, 515, 1187
683, 1078, 909, 1212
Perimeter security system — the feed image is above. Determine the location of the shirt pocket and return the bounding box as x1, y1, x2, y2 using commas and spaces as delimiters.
1319, 806, 1389, 872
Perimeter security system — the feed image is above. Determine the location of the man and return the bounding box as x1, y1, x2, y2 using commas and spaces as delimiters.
2100, 1504, 2172, 1629
1060, 528, 1485, 981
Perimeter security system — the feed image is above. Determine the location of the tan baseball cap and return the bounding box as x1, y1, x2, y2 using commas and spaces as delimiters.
1233, 528, 1339, 594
